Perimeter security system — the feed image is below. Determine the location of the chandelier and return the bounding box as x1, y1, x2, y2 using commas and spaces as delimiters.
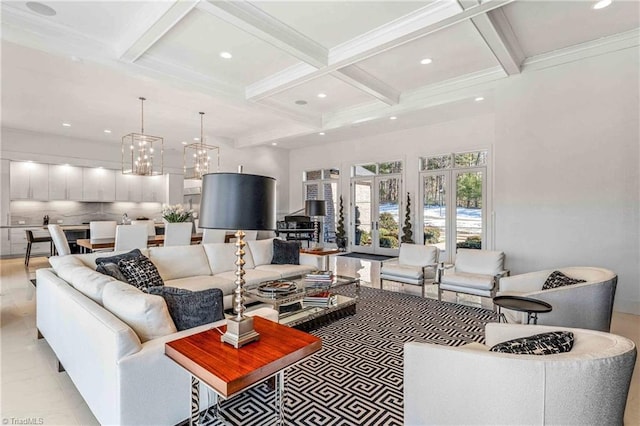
183, 112, 219, 180
122, 97, 163, 176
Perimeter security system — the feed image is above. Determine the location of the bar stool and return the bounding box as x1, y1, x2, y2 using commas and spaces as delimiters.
25, 230, 53, 266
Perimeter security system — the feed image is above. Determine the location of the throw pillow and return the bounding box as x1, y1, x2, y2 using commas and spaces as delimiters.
96, 262, 128, 283
542, 270, 586, 290
118, 256, 164, 290
271, 239, 300, 265
95, 249, 143, 266
489, 331, 574, 355
145, 286, 224, 331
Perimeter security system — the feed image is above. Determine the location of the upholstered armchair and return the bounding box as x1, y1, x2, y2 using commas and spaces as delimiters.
380, 243, 439, 297
497, 266, 617, 332
438, 249, 508, 301
404, 323, 637, 426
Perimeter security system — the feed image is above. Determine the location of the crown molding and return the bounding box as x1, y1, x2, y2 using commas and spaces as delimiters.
522, 27, 640, 72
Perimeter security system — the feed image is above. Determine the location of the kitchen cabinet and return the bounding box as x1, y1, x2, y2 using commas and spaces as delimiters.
10, 161, 49, 200
1, 229, 10, 257
115, 173, 143, 202
49, 164, 83, 200
141, 175, 164, 203
82, 168, 116, 201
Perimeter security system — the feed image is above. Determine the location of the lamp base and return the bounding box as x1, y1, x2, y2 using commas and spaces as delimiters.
221, 316, 260, 348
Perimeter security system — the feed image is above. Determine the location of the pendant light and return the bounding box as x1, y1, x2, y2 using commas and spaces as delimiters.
122, 97, 164, 176
183, 112, 219, 180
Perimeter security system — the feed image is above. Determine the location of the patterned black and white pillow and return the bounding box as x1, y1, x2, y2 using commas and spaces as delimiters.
95, 262, 128, 283
118, 256, 164, 290
542, 270, 586, 290
490, 331, 574, 355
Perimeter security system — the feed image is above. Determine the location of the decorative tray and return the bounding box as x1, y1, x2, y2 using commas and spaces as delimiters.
257, 280, 297, 294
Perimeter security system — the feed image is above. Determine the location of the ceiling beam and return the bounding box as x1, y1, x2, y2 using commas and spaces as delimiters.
197, 0, 328, 68
461, 0, 523, 75
332, 66, 400, 105
246, 0, 515, 102
119, 1, 198, 63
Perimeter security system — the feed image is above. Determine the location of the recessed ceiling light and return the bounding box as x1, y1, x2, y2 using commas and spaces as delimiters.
26, 1, 56, 16
390, 116, 397, 120
103, 129, 112, 134
219, 51, 232, 59
319, 132, 325, 136
193, 137, 199, 141
62, 123, 71, 127
317, 93, 327, 98
295, 100, 308, 105
420, 58, 433, 65
181, 141, 188, 145
271, 142, 278, 146
593, 0, 612, 9
475, 97, 485, 102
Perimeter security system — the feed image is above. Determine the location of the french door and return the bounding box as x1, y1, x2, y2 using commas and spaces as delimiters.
420, 168, 486, 263
352, 176, 401, 256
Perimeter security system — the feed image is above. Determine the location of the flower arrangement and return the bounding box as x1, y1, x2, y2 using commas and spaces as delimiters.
162, 204, 193, 223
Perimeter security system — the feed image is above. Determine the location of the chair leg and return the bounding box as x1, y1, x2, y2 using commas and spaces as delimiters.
25, 242, 31, 266
437, 286, 442, 301
421, 283, 425, 298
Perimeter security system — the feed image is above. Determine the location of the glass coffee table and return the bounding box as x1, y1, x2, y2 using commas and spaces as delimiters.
245, 275, 359, 330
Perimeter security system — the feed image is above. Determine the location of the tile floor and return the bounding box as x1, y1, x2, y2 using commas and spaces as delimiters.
1, 255, 639, 425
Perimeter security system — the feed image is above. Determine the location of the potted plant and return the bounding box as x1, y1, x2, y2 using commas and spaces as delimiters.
401, 192, 414, 244
335, 196, 348, 251
161, 204, 193, 223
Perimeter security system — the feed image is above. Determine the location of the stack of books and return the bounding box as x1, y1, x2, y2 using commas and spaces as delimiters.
303, 291, 337, 308
305, 270, 334, 284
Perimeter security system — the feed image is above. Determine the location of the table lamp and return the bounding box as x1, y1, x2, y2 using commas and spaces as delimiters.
305, 200, 326, 249
200, 170, 276, 348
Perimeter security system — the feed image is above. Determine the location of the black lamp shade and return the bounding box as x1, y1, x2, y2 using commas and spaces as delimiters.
199, 173, 276, 230
305, 200, 326, 217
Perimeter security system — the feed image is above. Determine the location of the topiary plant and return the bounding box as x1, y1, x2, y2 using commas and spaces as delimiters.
336, 196, 347, 250
401, 192, 414, 243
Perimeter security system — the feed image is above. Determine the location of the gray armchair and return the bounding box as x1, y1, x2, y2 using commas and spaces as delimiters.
497, 266, 617, 332
380, 243, 439, 297
405, 323, 637, 425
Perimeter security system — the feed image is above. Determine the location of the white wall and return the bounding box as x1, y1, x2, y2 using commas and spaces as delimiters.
0, 129, 291, 217
289, 47, 639, 315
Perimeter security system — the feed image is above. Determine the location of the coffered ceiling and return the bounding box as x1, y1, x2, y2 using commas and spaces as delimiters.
1, 0, 638, 150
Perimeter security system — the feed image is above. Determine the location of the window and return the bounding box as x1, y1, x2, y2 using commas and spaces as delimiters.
303, 169, 339, 243
420, 150, 488, 262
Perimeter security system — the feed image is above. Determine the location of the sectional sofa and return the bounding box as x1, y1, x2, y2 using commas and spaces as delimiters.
36, 239, 319, 425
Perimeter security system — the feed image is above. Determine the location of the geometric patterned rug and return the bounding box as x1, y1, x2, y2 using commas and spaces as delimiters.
202, 285, 498, 425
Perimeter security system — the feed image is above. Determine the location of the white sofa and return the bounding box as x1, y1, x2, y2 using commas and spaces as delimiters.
497, 266, 617, 331
405, 323, 637, 425
36, 239, 318, 425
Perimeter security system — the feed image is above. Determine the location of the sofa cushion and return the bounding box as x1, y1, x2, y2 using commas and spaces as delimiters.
165, 275, 237, 295
255, 264, 316, 279
247, 238, 274, 266
490, 331, 574, 355
145, 286, 224, 331
216, 269, 280, 286
203, 243, 256, 274
102, 280, 177, 343
148, 245, 212, 281
118, 256, 164, 290
49, 255, 115, 304
96, 262, 128, 283
542, 270, 586, 290
272, 239, 300, 265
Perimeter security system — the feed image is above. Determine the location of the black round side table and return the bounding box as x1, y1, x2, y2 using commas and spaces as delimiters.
493, 295, 552, 324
